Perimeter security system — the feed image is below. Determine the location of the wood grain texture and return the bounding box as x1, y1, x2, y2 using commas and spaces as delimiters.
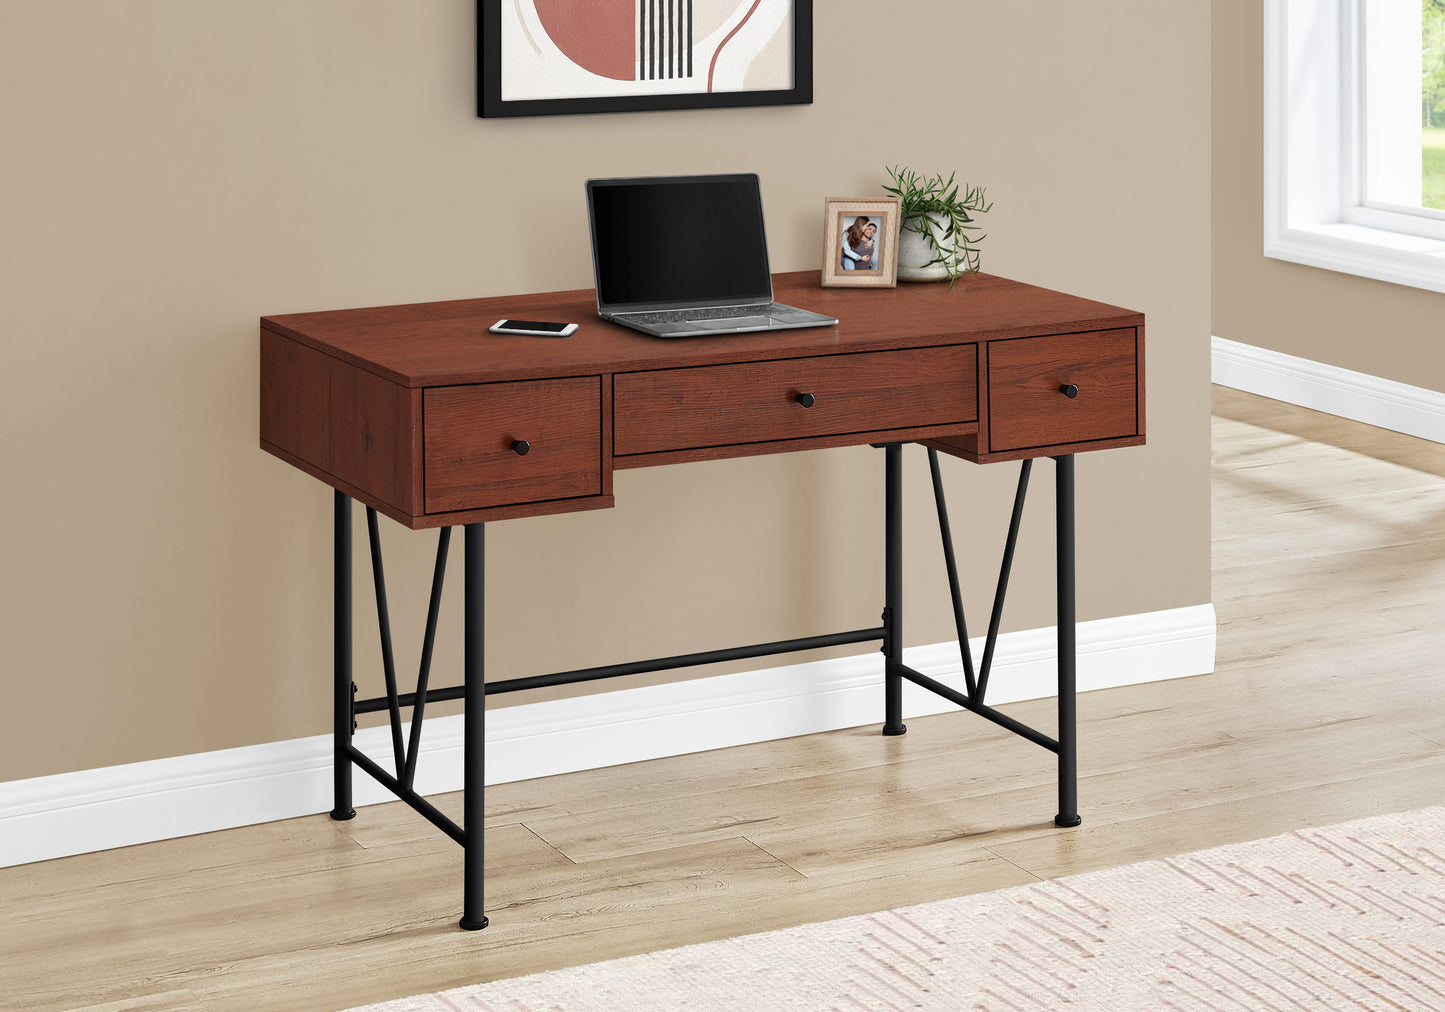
1135, 323, 1147, 446
986, 328, 1139, 453
613, 345, 977, 456
599, 373, 614, 496
925, 432, 1147, 466
259, 438, 615, 531
259, 330, 416, 515
613, 421, 981, 471
260, 272, 1143, 389
423, 377, 602, 513
262, 275, 1144, 525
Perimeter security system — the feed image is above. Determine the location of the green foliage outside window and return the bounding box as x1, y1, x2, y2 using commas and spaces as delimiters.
1426, 0, 1445, 125
1425, 0, 1445, 208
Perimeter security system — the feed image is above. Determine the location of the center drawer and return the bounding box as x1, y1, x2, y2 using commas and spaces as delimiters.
613, 346, 978, 456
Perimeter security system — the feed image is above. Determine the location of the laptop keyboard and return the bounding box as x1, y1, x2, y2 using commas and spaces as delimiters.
620, 304, 785, 325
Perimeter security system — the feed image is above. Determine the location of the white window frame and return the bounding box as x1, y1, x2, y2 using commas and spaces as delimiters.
1264, 0, 1445, 293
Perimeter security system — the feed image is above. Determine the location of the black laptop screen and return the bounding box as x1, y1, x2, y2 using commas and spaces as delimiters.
588, 175, 773, 309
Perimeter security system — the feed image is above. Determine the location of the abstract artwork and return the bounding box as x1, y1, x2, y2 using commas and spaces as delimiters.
479, 1, 812, 117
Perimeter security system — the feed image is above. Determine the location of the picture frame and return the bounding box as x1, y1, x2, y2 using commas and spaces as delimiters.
821, 197, 902, 288
478, 1, 814, 118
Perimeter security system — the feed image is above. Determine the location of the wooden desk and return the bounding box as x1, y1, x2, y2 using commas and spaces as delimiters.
260, 270, 1145, 930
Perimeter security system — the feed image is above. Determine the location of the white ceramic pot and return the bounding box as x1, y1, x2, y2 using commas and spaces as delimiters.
896, 212, 954, 283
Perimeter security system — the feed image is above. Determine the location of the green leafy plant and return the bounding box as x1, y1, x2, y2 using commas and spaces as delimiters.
882, 165, 992, 284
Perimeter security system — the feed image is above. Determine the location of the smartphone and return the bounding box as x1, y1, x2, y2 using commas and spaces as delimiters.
488, 319, 578, 337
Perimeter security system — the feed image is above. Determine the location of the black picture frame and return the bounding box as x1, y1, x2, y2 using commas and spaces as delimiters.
478, 1, 813, 118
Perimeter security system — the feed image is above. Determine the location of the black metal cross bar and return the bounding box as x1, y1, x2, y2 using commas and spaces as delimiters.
490, 627, 886, 694
355, 626, 886, 716
344, 743, 465, 846
896, 663, 1059, 752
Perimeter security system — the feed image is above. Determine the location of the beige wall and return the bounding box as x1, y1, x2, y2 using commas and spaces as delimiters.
0, 2, 1212, 782
1213, 1, 1445, 388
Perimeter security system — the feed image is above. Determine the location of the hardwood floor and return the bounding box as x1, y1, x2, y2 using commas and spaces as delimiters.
4, 387, 1444, 1012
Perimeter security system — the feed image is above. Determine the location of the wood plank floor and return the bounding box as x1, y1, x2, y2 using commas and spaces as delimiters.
4, 387, 1444, 1012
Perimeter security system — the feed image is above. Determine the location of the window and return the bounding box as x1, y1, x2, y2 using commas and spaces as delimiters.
1427, 2, 1445, 210
1264, 0, 1445, 293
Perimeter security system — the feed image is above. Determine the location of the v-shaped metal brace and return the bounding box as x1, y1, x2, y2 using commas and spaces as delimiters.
926, 448, 1031, 707
364, 507, 450, 793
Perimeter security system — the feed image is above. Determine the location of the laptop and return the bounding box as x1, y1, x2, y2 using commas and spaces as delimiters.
586, 173, 839, 339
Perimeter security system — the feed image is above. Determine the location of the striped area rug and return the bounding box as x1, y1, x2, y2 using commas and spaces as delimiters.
350, 807, 1445, 1011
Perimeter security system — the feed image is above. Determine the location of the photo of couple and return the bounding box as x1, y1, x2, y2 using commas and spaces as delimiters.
840, 215, 881, 272
821, 197, 898, 287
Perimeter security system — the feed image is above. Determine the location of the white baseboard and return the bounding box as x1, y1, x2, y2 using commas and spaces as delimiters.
1212, 336, 1445, 444
0, 603, 1216, 868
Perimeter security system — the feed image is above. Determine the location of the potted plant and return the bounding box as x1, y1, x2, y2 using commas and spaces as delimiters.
883, 166, 992, 284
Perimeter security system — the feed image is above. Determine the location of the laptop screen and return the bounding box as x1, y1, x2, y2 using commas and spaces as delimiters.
588, 174, 773, 310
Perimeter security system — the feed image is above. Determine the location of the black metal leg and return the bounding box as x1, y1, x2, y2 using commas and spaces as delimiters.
459, 522, 490, 930
1054, 455, 1081, 828
331, 492, 356, 821
882, 443, 907, 736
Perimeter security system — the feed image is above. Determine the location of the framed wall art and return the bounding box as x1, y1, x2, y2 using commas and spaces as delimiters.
479, 1, 813, 118
821, 197, 902, 288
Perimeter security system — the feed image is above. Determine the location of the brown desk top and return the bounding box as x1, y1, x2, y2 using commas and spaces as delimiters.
261, 271, 1143, 388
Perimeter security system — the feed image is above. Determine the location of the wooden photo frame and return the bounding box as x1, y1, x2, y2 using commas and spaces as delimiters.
821, 197, 902, 288
479, 1, 814, 118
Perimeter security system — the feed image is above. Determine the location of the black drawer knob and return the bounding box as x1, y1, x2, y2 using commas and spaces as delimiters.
795, 392, 816, 408
511, 440, 531, 456
1058, 384, 1079, 399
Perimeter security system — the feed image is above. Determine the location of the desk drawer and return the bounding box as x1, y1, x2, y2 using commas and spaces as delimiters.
614, 346, 977, 456
987, 329, 1138, 452
424, 377, 602, 513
